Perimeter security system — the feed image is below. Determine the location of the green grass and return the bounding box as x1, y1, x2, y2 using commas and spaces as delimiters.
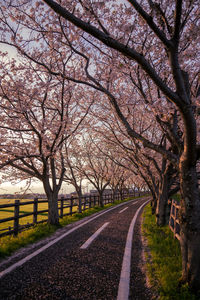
0, 199, 78, 234
0, 197, 133, 259
142, 204, 199, 300
0, 223, 59, 258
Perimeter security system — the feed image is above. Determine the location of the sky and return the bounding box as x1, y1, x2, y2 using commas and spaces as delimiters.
0, 179, 45, 195
0, 177, 93, 195
0, 43, 18, 59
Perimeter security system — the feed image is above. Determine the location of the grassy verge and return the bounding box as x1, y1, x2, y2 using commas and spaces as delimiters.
142, 204, 198, 300
0, 197, 134, 259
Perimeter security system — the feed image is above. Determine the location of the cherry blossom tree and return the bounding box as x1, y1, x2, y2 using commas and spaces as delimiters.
88, 89, 179, 223
62, 138, 85, 213
74, 135, 111, 207
0, 57, 91, 225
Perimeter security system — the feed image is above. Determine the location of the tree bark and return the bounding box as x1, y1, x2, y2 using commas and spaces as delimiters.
179, 158, 200, 291
78, 190, 82, 213
149, 184, 158, 215
151, 196, 157, 214
156, 178, 169, 226
47, 191, 59, 225
99, 191, 104, 207
156, 164, 174, 226
43, 179, 60, 225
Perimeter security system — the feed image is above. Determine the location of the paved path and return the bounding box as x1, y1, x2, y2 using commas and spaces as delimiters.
0, 197, 153, 299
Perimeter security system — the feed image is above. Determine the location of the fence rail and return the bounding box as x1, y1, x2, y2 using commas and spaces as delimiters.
169, 199, 180, 241
0, 191, 144, 237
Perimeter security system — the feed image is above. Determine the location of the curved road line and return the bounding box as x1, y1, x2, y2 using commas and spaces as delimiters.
117, 199, 150, 300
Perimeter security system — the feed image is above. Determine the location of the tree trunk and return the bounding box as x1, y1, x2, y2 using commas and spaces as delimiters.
78, 191, 82, 213
179, 160, 200, 291
99, 191, 104, 207
43, 180, 59, 226
151, 194, 157, 215
74, 184, 83, 213
47, 192, 59, 225
149, 184, 158, 214
156, 180, 169, 226
156, 165, 173, 226
119, 189, 123, 201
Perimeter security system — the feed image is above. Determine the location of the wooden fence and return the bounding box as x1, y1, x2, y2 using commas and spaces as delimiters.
0, 191, 143, 237
169, 199, 180, 241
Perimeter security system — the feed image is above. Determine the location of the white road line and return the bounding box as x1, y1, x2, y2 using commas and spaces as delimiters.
80, 222, 109, 249
132, 201, 138, 205
117, 199, 150, 300
0, 198, 138, 280
119, 207, 128, 214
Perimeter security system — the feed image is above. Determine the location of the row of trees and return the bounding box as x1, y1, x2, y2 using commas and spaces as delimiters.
0, 75, 140, 221
0, 0, 199, 291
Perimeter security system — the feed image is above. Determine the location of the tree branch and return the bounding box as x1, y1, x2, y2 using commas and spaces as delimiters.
127, 0, 171, 47
42, 0, 180, 106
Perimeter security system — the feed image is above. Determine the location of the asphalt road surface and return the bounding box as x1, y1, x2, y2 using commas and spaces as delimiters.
0, 197, 153, 300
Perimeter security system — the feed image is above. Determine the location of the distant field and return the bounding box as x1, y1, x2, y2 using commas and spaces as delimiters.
0, 198, 78, 235
0, 199, 48, 234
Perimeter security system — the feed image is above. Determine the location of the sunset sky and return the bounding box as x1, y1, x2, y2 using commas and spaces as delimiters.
0, 177, 92, 195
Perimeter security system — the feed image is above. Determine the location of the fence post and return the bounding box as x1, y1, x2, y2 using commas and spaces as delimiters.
169, 199, 180, 241
33, 197, 38, 224
60, 197, 64, 218
83, 196, 86, 211
78, 195, 82, 213
89, 195, 92, 208
169, 199, 174, 234
70, 196, 73, 215
14, 200, 20, 236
